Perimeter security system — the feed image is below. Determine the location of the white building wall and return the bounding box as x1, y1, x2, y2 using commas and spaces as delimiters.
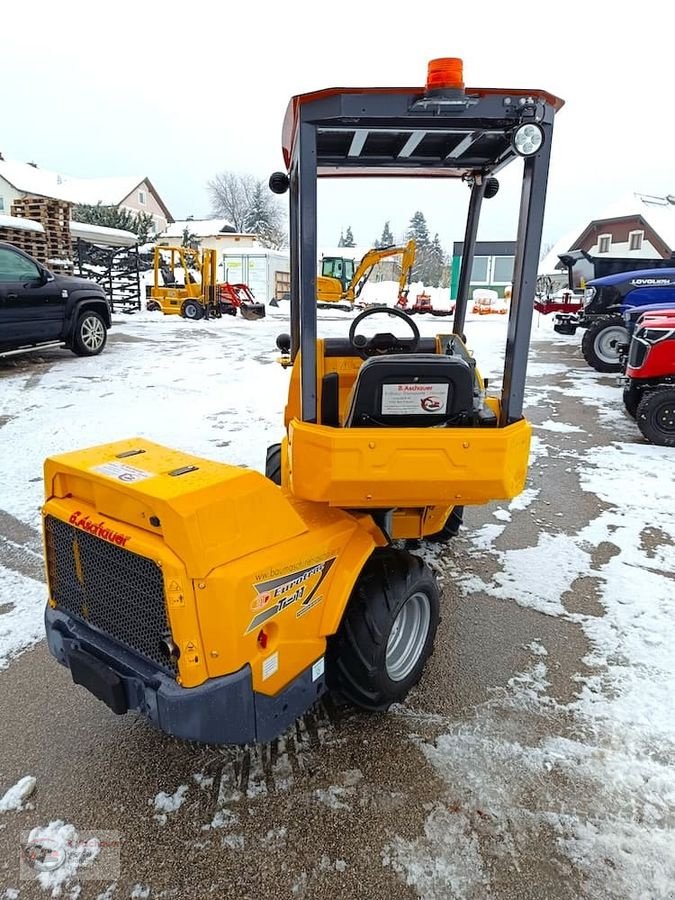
0, 178, 23, 215
586, 238, 662, 259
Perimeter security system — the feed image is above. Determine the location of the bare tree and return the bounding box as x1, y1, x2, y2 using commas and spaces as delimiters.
207, 172, 256, 232
207, 171, 287, 248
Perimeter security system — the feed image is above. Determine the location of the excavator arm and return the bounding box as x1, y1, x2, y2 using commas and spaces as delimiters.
344, 240, 416, 302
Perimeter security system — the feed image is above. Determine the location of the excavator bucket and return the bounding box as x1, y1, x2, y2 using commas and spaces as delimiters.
240, 302, 266, 320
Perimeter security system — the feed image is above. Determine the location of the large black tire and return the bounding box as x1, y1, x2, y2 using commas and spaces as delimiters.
581, 315, 628, 372
623, 383, 641, 419
424, 506, 464, 543
71, 310, 107, 357
265, 443, 282, 485
636, 387, 675, 446
182, 299, 203, 320
326, 549, 440, 712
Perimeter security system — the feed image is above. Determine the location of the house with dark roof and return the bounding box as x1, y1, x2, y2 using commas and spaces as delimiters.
540, 193, 675, 276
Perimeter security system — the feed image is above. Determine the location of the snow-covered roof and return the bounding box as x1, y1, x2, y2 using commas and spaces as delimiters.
0, 213, 44, 234
160, 218, 238, 239
220, 246, 288, 258
69, 176, 145, 206
70, 220, 139, 247
538, 229, 581, 275
0, 158, 171, 218
594, 192, 675, 248
539, 192, 675, 275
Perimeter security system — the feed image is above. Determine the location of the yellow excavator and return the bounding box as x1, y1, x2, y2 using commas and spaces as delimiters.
317, 240, 416, 310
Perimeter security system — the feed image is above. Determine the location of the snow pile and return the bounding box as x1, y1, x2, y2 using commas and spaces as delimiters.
151, 784, 188, 824
536, 418, 583, 433
0, 774, 36, 811
0, 567, 47, 670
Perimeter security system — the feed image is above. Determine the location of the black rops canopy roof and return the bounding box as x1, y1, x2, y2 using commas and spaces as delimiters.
282, 86, 563, 177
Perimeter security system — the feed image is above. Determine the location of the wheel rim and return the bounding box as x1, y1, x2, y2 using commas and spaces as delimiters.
594, 326, 628, 364
385, 591, 431, 682
81, 316, 104, 351
654, 400, 675, 434
184, 303, 199, 319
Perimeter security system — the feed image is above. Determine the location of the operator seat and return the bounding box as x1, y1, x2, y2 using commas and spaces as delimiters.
344, 354, 474, 427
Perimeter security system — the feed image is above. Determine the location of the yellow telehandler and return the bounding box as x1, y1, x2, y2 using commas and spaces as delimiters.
42, 58, 562, 744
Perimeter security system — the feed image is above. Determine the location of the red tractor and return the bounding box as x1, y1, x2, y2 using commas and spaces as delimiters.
624, 307, 675, 446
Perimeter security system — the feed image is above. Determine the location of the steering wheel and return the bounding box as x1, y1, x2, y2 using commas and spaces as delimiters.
348, 306, 421, 359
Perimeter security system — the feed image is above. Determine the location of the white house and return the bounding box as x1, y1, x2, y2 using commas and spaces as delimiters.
157, 218, 260, 253
540, 192, 675, 276
0, 155, 173, 232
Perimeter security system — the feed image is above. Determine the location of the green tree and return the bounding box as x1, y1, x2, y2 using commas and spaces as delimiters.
406, 211, 431, 281
425, 233, 447, 288
375, 220, 394, 249
407, 211, 430, 249
73, 203, 156, 243
181, 225, 199, 249
343, 225, 356, 247
243, 180, 287, 249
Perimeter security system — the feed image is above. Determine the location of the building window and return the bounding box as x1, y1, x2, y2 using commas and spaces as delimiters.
492, 255, 515, 283
0, 197, 4, 212
470, 256, 489, 282
138, 190, 146, 205
598, 234, 612, 254
629, 230, 644, 252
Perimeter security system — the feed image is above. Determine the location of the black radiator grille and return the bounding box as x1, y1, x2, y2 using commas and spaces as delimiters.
44, 515, 177, 675
628, 338, 648, 370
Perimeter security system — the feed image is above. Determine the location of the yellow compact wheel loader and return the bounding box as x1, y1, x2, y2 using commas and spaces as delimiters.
42, 58, 563, 744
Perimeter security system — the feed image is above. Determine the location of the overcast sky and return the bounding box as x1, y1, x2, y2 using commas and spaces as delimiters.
4, 0, 674, 250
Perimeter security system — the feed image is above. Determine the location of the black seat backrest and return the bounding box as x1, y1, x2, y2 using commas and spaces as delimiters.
160, 265, 177, 286
344, 354, 474, 428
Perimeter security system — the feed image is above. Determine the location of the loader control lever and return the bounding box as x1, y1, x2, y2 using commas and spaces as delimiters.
348, 306, 421, 359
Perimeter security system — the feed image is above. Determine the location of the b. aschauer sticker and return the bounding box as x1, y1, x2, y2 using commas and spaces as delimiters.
245, 558, 336, 634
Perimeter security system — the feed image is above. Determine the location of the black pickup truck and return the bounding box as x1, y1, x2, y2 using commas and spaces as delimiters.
0, 241, 110, 359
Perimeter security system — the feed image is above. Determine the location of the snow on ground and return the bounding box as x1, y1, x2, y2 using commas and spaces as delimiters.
387, 342, 675, 897
536, 418, 583, 433
0, 304, 510, 668
1, 304, 673, 897
0, 774, 36, 811
151, 784, 189, 825
0, 567, 46, 670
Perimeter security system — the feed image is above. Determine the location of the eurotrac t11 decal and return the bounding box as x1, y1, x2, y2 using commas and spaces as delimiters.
246, 558, 336, 634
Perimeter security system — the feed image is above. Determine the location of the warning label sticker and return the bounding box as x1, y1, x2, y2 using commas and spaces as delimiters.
92, 461, 155, 484
311, 657, 325, 682
381, 383, 449, 415
262, 652, 279, 681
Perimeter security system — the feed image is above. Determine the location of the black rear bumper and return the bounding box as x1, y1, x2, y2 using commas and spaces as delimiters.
45, 607, 326, 745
